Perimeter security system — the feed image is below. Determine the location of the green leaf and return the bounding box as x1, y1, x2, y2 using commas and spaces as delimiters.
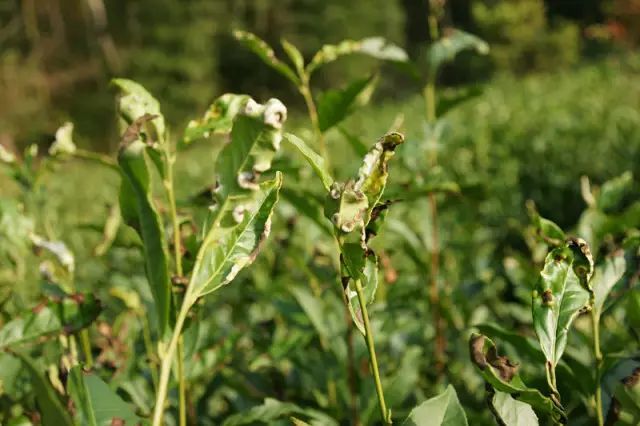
0, 294, 101, 350
111, 78, 165, 141
67, 366, 142, 426
597, 171, 633, 213
306, 37, 408, 75
489, 390, 539, 426
354, 132, 405, 223
526, 201, 566, 246
118, 134, 171, 336
469, 334, 565, 422
94, 204, 121, 256
281, 187, 333, 236
317, 74, 377, 132
592, 252, 626, 318
189, 173, 282, 297
532, 239, 593, 368
185, 98, 287, 302
15, 353, 73, 426
427, 29, 489, 76
222, 398, 337, 426
358, 37, 409, 62
403, 385, 468, 426
181, 94, 251, 145
216, 99, 286, 200
284, 133, 334, 191
281, 39, 305, 76
338, 126, 368, 157
233, 30, 300, 85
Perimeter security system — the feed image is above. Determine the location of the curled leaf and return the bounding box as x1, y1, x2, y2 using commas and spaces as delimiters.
469, 334, 565, 422
182, 93, 251, 145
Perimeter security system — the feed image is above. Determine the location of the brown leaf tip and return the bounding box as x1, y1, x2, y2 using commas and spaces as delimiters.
622, 367, 640, 387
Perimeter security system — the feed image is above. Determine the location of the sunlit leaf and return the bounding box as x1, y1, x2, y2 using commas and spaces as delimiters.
427, 29, 489, 76
532, 239, 593, 368
0, 294, 101, 350
317, 74, 377, 132
49, 122, 76, 156
307, 37, 408, 75
181, 94, 251, 145
403, 385, 468, 426
118, 133, 171, 336
233, 30, 300, 85
67, 366, 142, 426
284, 133, 333, 191
489, 390, 539, 426
281, 39, 305, 76
111, 78, 165, 141
597, 171, 634, 213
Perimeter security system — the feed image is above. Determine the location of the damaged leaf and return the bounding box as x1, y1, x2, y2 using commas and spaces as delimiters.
469, 334, 565, 422
532, 239, 593, 368
181, 94, 251, 145
118, 133, 171, 336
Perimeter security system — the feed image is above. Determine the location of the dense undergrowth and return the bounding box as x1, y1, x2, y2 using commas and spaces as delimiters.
0, 27, 639, 425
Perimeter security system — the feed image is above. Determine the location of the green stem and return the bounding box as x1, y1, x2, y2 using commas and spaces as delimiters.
177, 337, 187, 426
591, 307, 604, 426
298, 79, 329, 171
152, 299, 191, 426
354, 278, 390, 424
164, 152, 187, 426
80, 329, 93, 368
72, 149, 119, 170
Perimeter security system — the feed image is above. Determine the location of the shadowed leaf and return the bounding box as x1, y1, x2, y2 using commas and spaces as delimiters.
0, 294, 101, 350
233, 31, 300, 85
317, 74, 377, 132
403, 385, 468, 426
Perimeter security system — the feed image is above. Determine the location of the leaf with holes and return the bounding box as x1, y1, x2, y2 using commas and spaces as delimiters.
532, 240, 593, 368
181, 94, 251, 145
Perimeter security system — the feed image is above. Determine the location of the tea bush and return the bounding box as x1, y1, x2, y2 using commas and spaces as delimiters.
0, 18, 639, 426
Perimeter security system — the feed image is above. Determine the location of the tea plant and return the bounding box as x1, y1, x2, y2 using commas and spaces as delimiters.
471, 172, 640, 425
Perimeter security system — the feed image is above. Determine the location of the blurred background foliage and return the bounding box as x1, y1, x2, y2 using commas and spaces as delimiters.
0, 0, 638, 151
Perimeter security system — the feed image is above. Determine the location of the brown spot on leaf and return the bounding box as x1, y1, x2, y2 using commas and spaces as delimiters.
111, 417, 125, 426
31, 301, 47, 314
121, 113, 158, 146
542, 289, 554, 306
604, 397, 620, 426
622, 367, 640, 387
70, 293, 85, 304
469, 334, 488, 369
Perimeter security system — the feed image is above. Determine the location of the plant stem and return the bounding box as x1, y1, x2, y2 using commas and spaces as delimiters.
164, 152, 187, 426
177, 337, 187, 426
354, 278, 390, 424
298, 79, 329, 170
424, 4, 446, 378
80, 329, 93, 368
591, 306, 604, 426
73, 148, 119, 170
152, 299, 190, 426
